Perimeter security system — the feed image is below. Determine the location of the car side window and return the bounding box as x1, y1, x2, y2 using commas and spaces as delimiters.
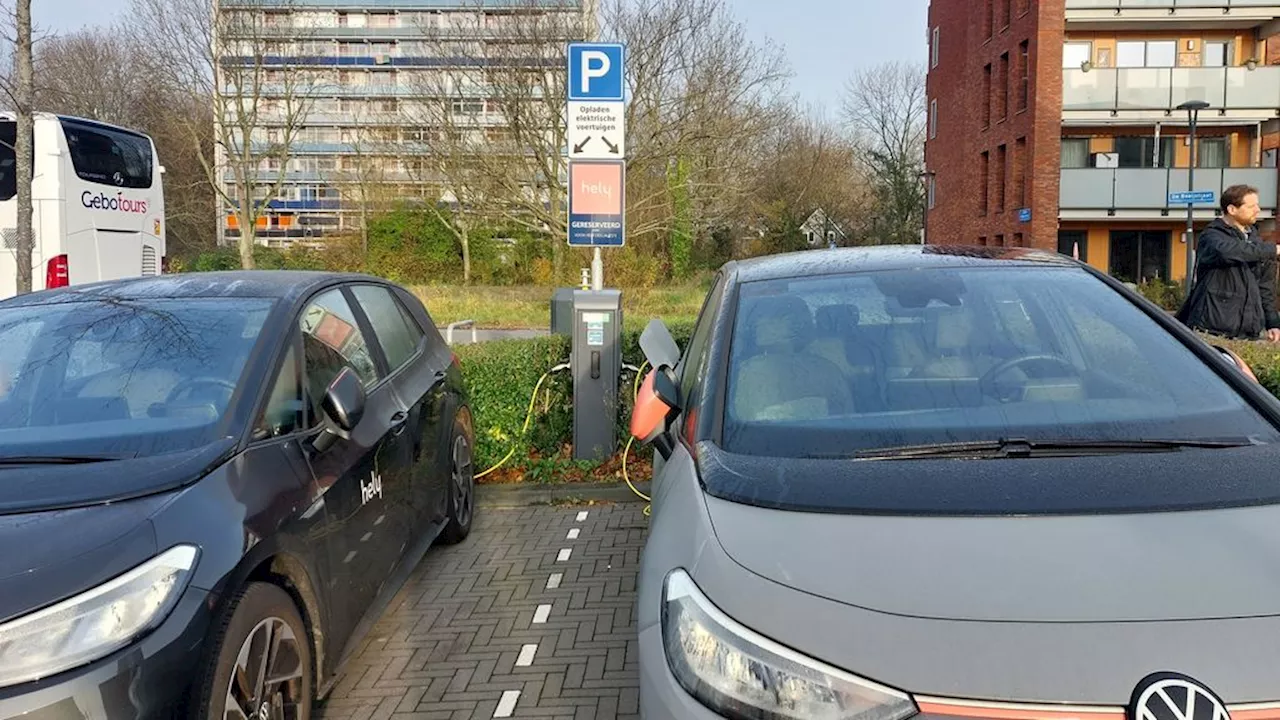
299, 289, 379, 388
678, 275, 726, 433
254, 340, 303, 439
351, 285, 423, 372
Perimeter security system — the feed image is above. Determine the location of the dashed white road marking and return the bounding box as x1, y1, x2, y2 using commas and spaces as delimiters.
374, 514, 385, 526
360, 532, 372, 543
557, 548, 572, 562
576, 511, 589, 522
567, 528, 580, 540
533, 604, 551, 624
547, 573, 562, 589
343, 551, 357, 564
516, 644, 538, 667
494, 690, 520, 718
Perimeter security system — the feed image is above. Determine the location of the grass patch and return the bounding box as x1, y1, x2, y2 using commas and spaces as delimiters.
412, 284, 708, 331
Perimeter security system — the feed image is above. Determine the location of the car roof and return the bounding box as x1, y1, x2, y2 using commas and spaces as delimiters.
724, 245, 1079, 284
0, 270, 383, 307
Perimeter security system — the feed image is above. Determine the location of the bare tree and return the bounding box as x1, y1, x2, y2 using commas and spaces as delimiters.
406, 0, 582, 281
33, 31, 145, 123
603, 0, 790, 269
841, 61, 927, 246
126, 0, 316, 268
324, 103, 403, 256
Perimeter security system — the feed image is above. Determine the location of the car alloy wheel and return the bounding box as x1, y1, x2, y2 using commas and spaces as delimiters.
452, 434, 474, 530
224, 617, 306, 720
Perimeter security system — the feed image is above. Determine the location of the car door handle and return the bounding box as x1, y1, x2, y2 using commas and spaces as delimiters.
389, 411, 409, 435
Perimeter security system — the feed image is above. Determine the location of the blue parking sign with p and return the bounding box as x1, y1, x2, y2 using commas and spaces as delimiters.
568, 43, 625, 102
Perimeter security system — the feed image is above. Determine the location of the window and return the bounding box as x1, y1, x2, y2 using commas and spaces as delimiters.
62, 119, 154, 189
1204, 41, 1229, 67
929, 99, 938, 139
980, 151, 990, 215
1013, 233, 1024, 247
1061, 138, 1090, 169
679, 274, 727, 439
996, 233, 1006, 247
999, 52, 1010, 121
996, 144, 1008, 212
984, 0, 994, 38
1198, 137, 1228, 169
300, 289, 379, 393
1109, 230, 1170, 284
1058, 230, 1087, 261
1017, 40, 1029, 112
928, 175, 937, 210
256, 341, 304, 439
931, 27, 940, 67
983, 64, 993, 127
1117, 40, 1176, 68
1016, 0, 1030, 16
1115, 136, 1175, 168
1002, 0, 1012, 29
351, 285, 423, 372
1015, 137, 1027, 208
1063, 42, 1092, 69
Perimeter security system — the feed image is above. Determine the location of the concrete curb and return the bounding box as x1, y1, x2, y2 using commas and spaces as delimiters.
477, 480, 652, 508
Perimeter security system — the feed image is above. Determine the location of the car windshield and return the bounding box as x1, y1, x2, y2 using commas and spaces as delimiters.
0, 296, 274, 459
721, 265, 1280, 458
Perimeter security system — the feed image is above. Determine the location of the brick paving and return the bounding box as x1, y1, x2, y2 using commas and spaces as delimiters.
317, 503, 648, 720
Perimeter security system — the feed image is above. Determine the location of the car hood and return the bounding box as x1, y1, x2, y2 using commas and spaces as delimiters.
703, 477, 1280, 624
0, 438, 236, 515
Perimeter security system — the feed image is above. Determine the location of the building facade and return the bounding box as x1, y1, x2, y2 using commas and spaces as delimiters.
214, 0, 593, 247
924, 0, 1280, 284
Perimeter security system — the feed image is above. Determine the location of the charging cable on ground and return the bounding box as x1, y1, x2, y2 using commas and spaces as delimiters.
476, 362, 570, 480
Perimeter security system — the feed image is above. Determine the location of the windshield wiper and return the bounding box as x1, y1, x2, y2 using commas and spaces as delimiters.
0, 454, 124, 466
852, 437, 1255, 461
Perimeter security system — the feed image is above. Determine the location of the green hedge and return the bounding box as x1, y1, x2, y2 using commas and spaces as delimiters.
456, 320, 695, 472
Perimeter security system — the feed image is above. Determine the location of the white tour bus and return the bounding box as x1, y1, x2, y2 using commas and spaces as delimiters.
0, 112, 166, 297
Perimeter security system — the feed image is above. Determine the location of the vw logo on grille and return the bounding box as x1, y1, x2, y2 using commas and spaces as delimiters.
1130, 672, 1231, 720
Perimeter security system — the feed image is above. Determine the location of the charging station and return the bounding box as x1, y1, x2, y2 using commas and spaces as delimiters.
570, 289, 622, 460
564, 41, 629, 462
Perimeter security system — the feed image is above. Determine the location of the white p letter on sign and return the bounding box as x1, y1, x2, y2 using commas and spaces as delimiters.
581, 50, 611, 94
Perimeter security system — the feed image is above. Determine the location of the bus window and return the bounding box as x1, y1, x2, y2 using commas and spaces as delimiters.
0, 122, 17, 202
61, 119, 153, 189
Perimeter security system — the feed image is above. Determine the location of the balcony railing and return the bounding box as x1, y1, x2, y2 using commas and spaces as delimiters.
1060, 167, 1278, 210
1063, 66, 1280, 113
1066, 0, 1280, 8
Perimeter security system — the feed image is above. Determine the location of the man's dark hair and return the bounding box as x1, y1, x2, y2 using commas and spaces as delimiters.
1222, 184, 1259, 214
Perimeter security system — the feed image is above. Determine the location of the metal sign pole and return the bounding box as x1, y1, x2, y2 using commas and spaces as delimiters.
591, 247, 603, 290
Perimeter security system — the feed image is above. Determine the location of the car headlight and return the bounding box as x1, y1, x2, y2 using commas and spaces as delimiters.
663, 569, 918, 720
0, 545, 198, 688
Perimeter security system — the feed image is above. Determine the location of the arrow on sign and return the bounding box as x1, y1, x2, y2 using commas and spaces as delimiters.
602, 137, 619, 155
573, 136, 593, 154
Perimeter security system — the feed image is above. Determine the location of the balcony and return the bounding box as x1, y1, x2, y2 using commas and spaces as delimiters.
1064, 0, 1280, 28
1060, 167, 1278, 217
1063, 67, 1280, 119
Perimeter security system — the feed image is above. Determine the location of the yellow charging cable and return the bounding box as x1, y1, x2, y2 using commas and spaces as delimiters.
622, 360, 652, 515
476, 363, 569, 480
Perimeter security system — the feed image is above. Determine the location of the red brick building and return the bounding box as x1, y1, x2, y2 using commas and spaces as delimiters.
924, 0, 1280, 284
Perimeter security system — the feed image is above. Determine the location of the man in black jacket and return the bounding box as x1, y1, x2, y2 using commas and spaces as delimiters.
1176, 185, 1280, 341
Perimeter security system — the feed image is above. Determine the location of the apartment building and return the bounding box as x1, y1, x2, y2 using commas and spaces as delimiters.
214, 0, 592, 247
924, 0, 1280, 284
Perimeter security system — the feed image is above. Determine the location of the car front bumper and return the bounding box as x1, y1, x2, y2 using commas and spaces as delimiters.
0, 587, 212, 720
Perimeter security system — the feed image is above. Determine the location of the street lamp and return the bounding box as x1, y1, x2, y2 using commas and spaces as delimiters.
1178, 99, 1211, 299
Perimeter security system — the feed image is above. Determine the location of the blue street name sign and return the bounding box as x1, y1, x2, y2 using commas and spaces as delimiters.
1169, 190, 1217, 205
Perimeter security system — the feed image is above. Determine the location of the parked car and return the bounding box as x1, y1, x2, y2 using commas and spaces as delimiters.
630, 245, 1280, 720
0, 271, 475, 719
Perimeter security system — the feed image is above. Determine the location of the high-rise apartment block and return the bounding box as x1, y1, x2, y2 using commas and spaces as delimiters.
925, 0, 1279, 283
214, 0, 592, 247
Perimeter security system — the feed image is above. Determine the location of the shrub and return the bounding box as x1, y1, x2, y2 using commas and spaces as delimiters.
456, 320, 695, 475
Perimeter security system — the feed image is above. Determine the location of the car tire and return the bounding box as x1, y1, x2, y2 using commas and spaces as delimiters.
190, 582, 313, 720
439, 410, 475, 545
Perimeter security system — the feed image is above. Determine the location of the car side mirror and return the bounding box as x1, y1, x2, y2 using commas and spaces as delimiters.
631, 366, 683, 460
311, 367, 367, 453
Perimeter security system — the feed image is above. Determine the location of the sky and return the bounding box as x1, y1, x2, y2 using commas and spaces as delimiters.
35, 0, 929, 111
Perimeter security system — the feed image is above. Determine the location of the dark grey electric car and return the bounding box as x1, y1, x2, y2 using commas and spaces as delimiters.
632, 245, 1280, 720
0, 271, 476, 719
